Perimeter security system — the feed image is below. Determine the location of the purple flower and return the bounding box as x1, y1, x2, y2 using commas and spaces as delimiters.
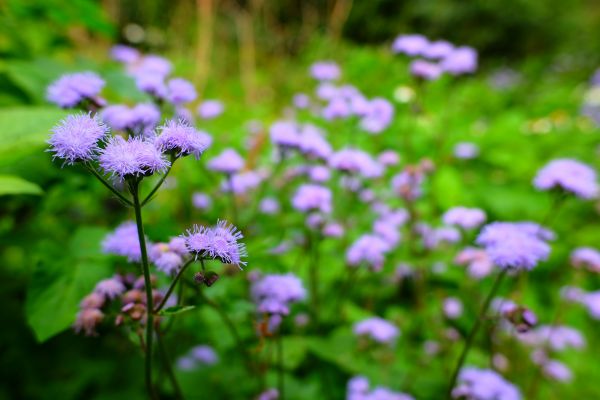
543, 360, 572, 382
192, 192, 212, 210
476, 222, 552, 270
346, 234, 390, 271
455, 247, 494, 279
353, 317, 400, 345
133, 55, 172, 78
454, 142, 479, 159
571, 247, 600, 272
102, 103, 161, 133
48, 113, 108, 165
99, 136, 170, 180
441, 46, 478, 75
518, 325, 585, 351
410, 59, 443, 80
207, 148, 245, 174
308, 165, 331, 183
150, 243, 184, 275
443, 297, 463, 319
422, 40, 454, 59
452, 367, 521, 400
155, 119, 212, 159
135, 72, 167, 99
293, 93, 310, 109
322, 97, 352, 120
47, 72, 105, 108
323, 222, 344, 238
110, 45, 140, 64
329, 148, 383, 178
257, 388, 279, 400
443, 207, 487, 229
391, 34, 429, 56
74, 308, 104, 336
166, 78, 197, 105
270, 121, 302, 150
183, 220, 247, 267
373, 219, 402, 247
94, 276, 126, 299
197, 100, 224, 119
260, 197, 280, 215
378, 150, 400, 166
347, 376, 414, 400
359, 98, 394, 134
221, 171, 262, 194
190, 345, 218, 365
392, 170, 425, 200
310, 61, 341, 81
291, 184, 332, 214
299, 125, 333, 160
251, 273, 306, 315
102, 221, 145, 262
533, 158, 598, 199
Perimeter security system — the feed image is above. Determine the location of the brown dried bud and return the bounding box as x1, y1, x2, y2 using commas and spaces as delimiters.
203, 271, 220, 287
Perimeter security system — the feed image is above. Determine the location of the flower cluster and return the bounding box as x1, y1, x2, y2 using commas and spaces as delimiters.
47, 72, 105, 108
183, 220, 247, 267
451, 367, 521, 400
533, 158, 598, 199
353, 317, 400, 345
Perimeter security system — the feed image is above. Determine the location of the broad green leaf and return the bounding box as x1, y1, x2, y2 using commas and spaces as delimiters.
0, 107, 69, 167
158, 305, 196, 316
26, 227, 110, 342
0, 174, 42, 195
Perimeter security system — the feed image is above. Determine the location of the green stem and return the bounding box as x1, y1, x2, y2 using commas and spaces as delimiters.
154, 259, 194, 312
277, 334, 285, 400
156, 328, 185, 400
308, 230, 320, 326
84, 163, 133, 206
130, 179, 156, 399
141, 160, 175, 206
446, 269, 507, 399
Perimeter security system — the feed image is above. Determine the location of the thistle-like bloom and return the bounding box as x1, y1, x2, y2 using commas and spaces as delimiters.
391, 34, 429, 56
102, 221, 146, 262
99, 136, 170, 180
150, 243, 184, 275
207, 148, 245, 174
476, 222, 552, 270
94, 276, 126, 299
329, 148, 383, 178
454, 142, 479, 159
347, 376, 414, 400
155, 119, 212, 159
47, 72, 105, 108
251, 273, 306, 315
166, 78, 197, 105
441, 46, 478, 75
422, 40, 454, 59
452, 367, 521, 400
183, 220, 247, 267
353, 317, 400, 345
291, 184, 332, 214
359, 98, 394, 134
410, 59, 443, 80
48, 113, 108, 165
197, 100, 224, 119
571, 247, 600, 272
310, 61, 341, 81
443, 207, 487, 230
533, 158, 598, 199
346, 234, 390, 271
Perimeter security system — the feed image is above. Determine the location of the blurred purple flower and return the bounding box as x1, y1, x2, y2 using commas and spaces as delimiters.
310, 61, 341, 81
452, 367, 521, 400
346, 234, 390, 271
453, 142, 480, 159
192, 192, 212, 210
353, 317, 400, 345
443, 207, 486, 230
251, 273, 306, 315
533, 158, 598, 199
207, 148, 245, 174
47, 72, 105, 108
166, 78, 197, 105
197, 100, 225, 119
391, 34, 429, 56
441, 46, 478, 75
102, 221, 145, 262
360, 98, 394, 134
410, 59, 443, 80
292, 184, 332, 214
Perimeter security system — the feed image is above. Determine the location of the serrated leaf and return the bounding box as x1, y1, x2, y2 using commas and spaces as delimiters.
0, 174, 43, 196
158, 305, 196, 316
26, 227, 110, 342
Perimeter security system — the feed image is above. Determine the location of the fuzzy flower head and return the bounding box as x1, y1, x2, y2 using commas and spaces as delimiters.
533, 158, 598, 199
476, 222, 553, 270
47, 72, 105, 108
353, 317, 400, 345
197, 100, 224, 119
291, 184, 332, 214
94, 276, 126, 299
452, 367, 521, 400
410, 59, 443, 80
166, 78, 197, 105
346, 234, 390, 271
441, 46, 478, 75
359, 98, 395, 134
299, 125, 333, 160
110, 45, 140, 64
329, 148, 383, 178
155, 119, 212, 159
423, 40, 454, 59
455, 247, 495, 279
102, 103, 161, 134
102, 221, 145, 262
251, 273, 307, 315
392, 34, 429, 56
310, 61, 341, 81
270, 121, 302, 150
221, 171, 262, 195
183, 220, 247, 267
99, 136, 170, 180
48, 113, 108, 165
571, 247, 600, 272
74, 308, 104, 336
150, 243, 185, 276
454, 142, 480, 159
207, 148, 245, 175
443, 207, 487, 230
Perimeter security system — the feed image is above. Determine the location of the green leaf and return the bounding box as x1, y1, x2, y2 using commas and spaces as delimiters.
26, 227, 111, 342
0, 107, 69, 167
0, 174, 42, 195
158, 305, 196, 316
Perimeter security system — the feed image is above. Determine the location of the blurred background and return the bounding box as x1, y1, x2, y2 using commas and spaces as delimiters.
2, 1, 600, 399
